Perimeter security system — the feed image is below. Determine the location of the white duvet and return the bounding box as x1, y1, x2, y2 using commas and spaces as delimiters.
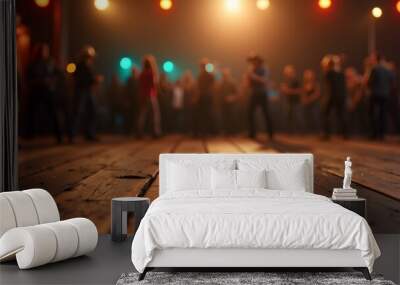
131, 190, 380, 273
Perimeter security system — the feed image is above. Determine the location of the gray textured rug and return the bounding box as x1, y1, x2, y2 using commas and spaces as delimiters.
116, 272, 395, 285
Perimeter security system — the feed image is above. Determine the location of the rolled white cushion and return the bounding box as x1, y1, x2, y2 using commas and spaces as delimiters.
0, 226, 57, 269
42, 221, 79, 262
0, 191, 39, 227
23, 189, 60, 224
65, 218, 98, 257
0, 196, 17, 237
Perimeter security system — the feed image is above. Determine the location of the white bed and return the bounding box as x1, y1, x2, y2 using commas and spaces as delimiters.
131, 154, 380, 280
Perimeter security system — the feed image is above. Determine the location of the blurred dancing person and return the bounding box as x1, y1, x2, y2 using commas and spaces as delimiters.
73, 45, 101, 141
182, 70, 196, 134
301, 69, 320, 133
368, 54, 394, 139
54, 64, 73, 142
193, 58, 215, 137
219, 68, 238, 135
386, 61, 400, 134
137, 55, 162, 138
108, 74, 124, 133
246, 54, 273, 140
126, 67, 140, 135
26, 43, 61, 142
171, 79, 185, 133
236, 73, 251, 132
345, 67, 368, 136
321, 56, 347, 140
281, 65, 302, 133
158, 73, 173, 134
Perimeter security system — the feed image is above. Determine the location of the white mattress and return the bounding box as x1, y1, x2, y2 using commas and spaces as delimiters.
131, 190, 380, 273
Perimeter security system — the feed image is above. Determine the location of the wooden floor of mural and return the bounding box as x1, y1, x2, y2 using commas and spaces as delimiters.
19, 134, 400, 234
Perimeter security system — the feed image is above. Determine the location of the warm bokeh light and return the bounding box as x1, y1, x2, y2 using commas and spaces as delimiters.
225, 0, 241, 12
371, 7, 383, 18
94, 0, 109, 11
396, 1, 400, 13
256, 0, 270, 10
163, 61, 174, 73
318, 0, 332, 9
66, 63, 76, 74
160, 0, 173, 10
120, 57, 132, 70
34, 0, 50, 8
205, 63, 214, 73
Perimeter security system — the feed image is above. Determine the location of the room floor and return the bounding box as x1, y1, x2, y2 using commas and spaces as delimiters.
18, 134, 400, 234
1, 235, 399, 285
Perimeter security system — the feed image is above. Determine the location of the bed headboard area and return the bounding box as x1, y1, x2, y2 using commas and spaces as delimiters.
159, 153, 314, 195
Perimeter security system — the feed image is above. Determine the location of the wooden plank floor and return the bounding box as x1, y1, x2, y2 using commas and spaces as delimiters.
19, 134, 400, 234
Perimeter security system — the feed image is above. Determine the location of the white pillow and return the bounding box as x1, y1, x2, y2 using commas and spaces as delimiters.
236, 169, 267, 188
166, 159, 236, 192
238, 159, 307, 191
211, 168, 236, 190
211, 169, 267, 190
167, 162, 211, 191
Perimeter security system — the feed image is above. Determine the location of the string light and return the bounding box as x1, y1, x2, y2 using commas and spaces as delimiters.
35, 0, 50, 8
396, 1, 400, 14
205, 63, 214, 73
225, 0, 240, 12
371, 7, 382, 18
160, 0, 173, 10
163, 61, 174, 73
94, 0, 109, 11
318, 0, 332, 9
66, 63, 76, 74
120, 57, 133, 70
256, 0, 270, 10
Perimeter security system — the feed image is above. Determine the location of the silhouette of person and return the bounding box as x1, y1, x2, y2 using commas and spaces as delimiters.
301, 69, 320, 133
321, 55, 347, 140
137, 55, 162, 138
281, 65, 302, 133
26, 43, 61, 142
193, 58, 215, 137
368, 53, 395, 139
125, 67, 140, 135
73, 45, 100, 141
246, 54, 274, 139
219, 68, 238, 135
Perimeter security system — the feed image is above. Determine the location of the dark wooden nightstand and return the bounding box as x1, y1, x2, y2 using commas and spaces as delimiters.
331, 198, 366, 218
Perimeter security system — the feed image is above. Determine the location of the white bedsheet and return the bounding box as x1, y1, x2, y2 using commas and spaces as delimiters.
131, 190, 380, 273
